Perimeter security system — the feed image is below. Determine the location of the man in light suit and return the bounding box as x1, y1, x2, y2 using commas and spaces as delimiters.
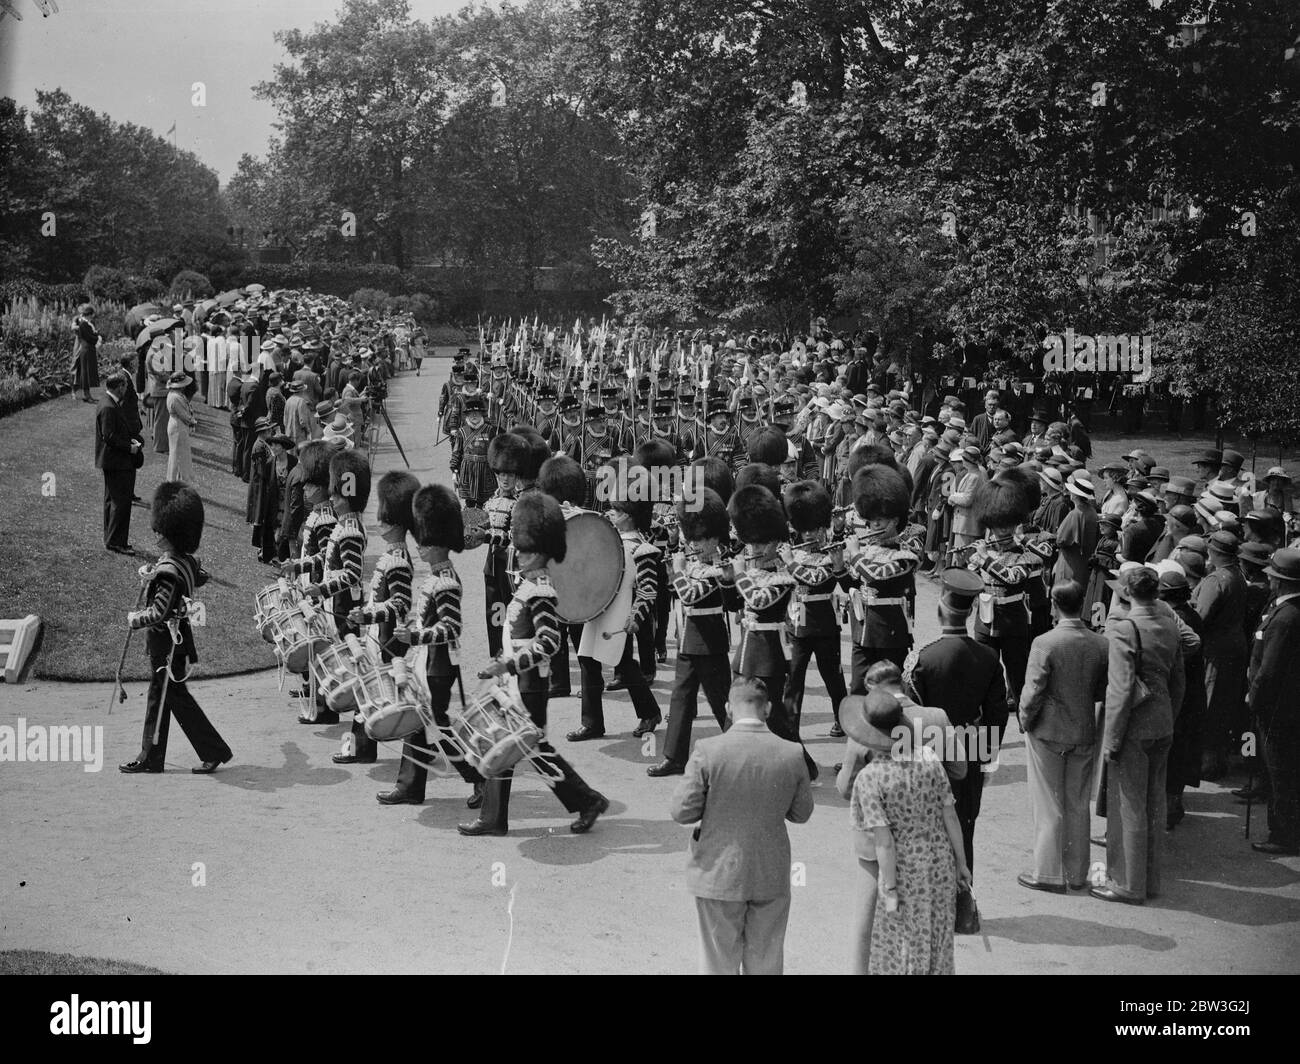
1093, 567, 1185, 904
670, 677, 814, 975
1018, 579, 1109, 893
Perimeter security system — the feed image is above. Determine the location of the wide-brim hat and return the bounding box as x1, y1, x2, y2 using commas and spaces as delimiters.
1065, 477, 1095, 501
324, 414, 353, 436
253, 415, 274, 432
286, 380, 307, 393
1264, 466, 1291, 482
838, 694, 901, 751
1163, 476, 1196, 496
267, 434, 296, 450
167, 372, 192, 389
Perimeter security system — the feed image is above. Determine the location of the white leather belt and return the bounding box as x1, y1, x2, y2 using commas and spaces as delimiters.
798, 593, 832, 602
686, 606, 724, 617
744, 620, 784, 631
993, 593, 1025, 604
865, 596, 907, 607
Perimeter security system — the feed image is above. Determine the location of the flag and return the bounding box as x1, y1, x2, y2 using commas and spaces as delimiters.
166, 121, 176, 136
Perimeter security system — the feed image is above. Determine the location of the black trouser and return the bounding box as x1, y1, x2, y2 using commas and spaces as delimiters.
974, 619, 1030, 714
102, 466, 136, 549
506, 689, 598, 813
549, 622, 582, 694
1264, 727, 1298, 849
484, 559, 510, 658
393, 673, 482, 798
738, 668, 815, 777
137, 631, 232, 766
662, 653, 730, 765
635, 614, 657, 678
849, 644, 909, 696
652, 567, 672, 658
236, 424, 254, 480
785, 633, 847, 731
580, 638, 660, 733
950, 766, 984, 875
230, 422, 243, 475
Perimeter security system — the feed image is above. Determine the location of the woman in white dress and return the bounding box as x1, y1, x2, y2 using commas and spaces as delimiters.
166, 372, 196, 483
205, 326, 227, 407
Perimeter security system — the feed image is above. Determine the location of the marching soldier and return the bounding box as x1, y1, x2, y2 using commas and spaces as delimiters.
843, 465, 920, 695
966, 466, 1055, 718
564, 402, 621, 511
462, 492, 610, 837
449, 395, 495, 508
119, 482, 234, 775
694, 403, 745, 473
649, 489, 736, 777
780, 480, 850, 739
377, 483, 485, 809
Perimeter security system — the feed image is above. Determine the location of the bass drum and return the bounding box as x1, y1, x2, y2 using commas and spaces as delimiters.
548, 510, 625, 624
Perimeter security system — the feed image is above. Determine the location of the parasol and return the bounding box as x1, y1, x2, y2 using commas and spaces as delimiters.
123, 302, 163, 338
135, 317, 182, 350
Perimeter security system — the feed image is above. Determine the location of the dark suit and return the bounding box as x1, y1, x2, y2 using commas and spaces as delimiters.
1019, 618, 1109, 886
1249, 594, 1300, 849
1102, 604, 1185, 899
906, 629, 1006, 873
95, 393, 138, 549
1194, 561, 1248, 766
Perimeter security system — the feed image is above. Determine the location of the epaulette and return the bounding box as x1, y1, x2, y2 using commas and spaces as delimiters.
427, 567, 460, 593
633, 541, 660, 560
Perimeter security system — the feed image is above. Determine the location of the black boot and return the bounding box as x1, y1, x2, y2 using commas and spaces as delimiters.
458, 777, 510, 836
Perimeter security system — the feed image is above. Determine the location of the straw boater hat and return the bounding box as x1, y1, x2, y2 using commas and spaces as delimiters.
167, 371, 192, 390
322, 413, 354, 443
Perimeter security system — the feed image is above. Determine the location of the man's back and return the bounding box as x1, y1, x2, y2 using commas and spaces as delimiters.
95, 396, 131, 471
1020, 619, 1109, 744
908, 634, 1006, 730
670, 723, 813, 902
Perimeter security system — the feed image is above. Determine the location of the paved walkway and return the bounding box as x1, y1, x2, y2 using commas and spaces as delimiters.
2, 353, 1296, 973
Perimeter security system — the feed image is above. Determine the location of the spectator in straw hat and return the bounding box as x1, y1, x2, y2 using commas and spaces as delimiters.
1147, 504, 1196, 565
1252, 467, 1296, 526
1054, 474, 1099, 589
1157, 564, 1206, 829
165, 371, 197, 483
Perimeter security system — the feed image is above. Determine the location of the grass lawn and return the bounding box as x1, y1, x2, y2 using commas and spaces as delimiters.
0, 949, 166, 975
0, 390, 281, 682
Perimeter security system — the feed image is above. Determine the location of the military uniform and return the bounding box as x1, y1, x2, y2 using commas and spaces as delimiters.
783, 546, 849, 735
844, 533, 919, 694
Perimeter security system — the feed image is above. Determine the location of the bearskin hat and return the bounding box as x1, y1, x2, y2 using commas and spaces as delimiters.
852, 465, 910, 524
972, 464, 1039, 531
846, 443, 899, 481
693, 456, 734, 506
538, 455, 586, 507
784, 480, 833, 533
747, 426, 788, 468
729, 484, 789, 545
635, 438, 676, 471
151, 481, 204, 555
678, 487, 730, 544
488, 431, 531, 475
297, 440, 333, 489
512, 426, 552, 481
329, 448, 372, 512
512, 490, 566, 563
377, 471, 420, 529
411, 484, 464, 550
735, 463, 784, 505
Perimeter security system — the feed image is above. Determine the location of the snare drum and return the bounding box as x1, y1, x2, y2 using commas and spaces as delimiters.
271, 598, 332, 673
358, 658, 429, 741
254, 579, 300, 643
449, 685, 544, 778
311, 635, 372, 712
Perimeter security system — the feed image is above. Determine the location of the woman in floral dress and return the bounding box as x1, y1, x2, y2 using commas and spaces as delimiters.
850, 693, 972, 974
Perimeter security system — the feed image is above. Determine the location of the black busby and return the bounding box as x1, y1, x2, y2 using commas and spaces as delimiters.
678, 487, 730, 543
411, 484, 464, 550
972, 464, 1039, 531
846, 442, 903, 482
296, 440, 333, 489
538, 455, 586, 507
635, 438, 676, 471
512, 426, 552, 481
729, 484, 788, 545
693, 456, 735, 506
488, 431, 531, 475
511, 491, 566, 563
377, 471, 420, 530
151, 481, 204, 555
735, 462, 784, 504
610, 471, 654, 535
329, 448, 372, 512
747, 426, 788, 468
852, 465, 910, 524
784, 480, 833, 533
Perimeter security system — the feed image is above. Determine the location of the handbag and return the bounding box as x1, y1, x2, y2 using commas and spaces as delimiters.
955, 886, 981, 935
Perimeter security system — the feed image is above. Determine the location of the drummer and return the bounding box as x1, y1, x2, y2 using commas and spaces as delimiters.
461, 492, 610, 837
378, 483, 485, 809
536, 455, 589, 700
282, 441, 338, 723
301, 450, 370, 756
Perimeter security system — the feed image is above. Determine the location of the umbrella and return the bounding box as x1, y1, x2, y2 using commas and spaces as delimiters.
135, 317, 183, 349
214, 289, 243, 306
193, 298, 218, 325
123, 302, 163, 338
244, 283, 266, 294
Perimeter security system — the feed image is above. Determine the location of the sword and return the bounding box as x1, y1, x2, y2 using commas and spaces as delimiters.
379, 399, 410, 467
